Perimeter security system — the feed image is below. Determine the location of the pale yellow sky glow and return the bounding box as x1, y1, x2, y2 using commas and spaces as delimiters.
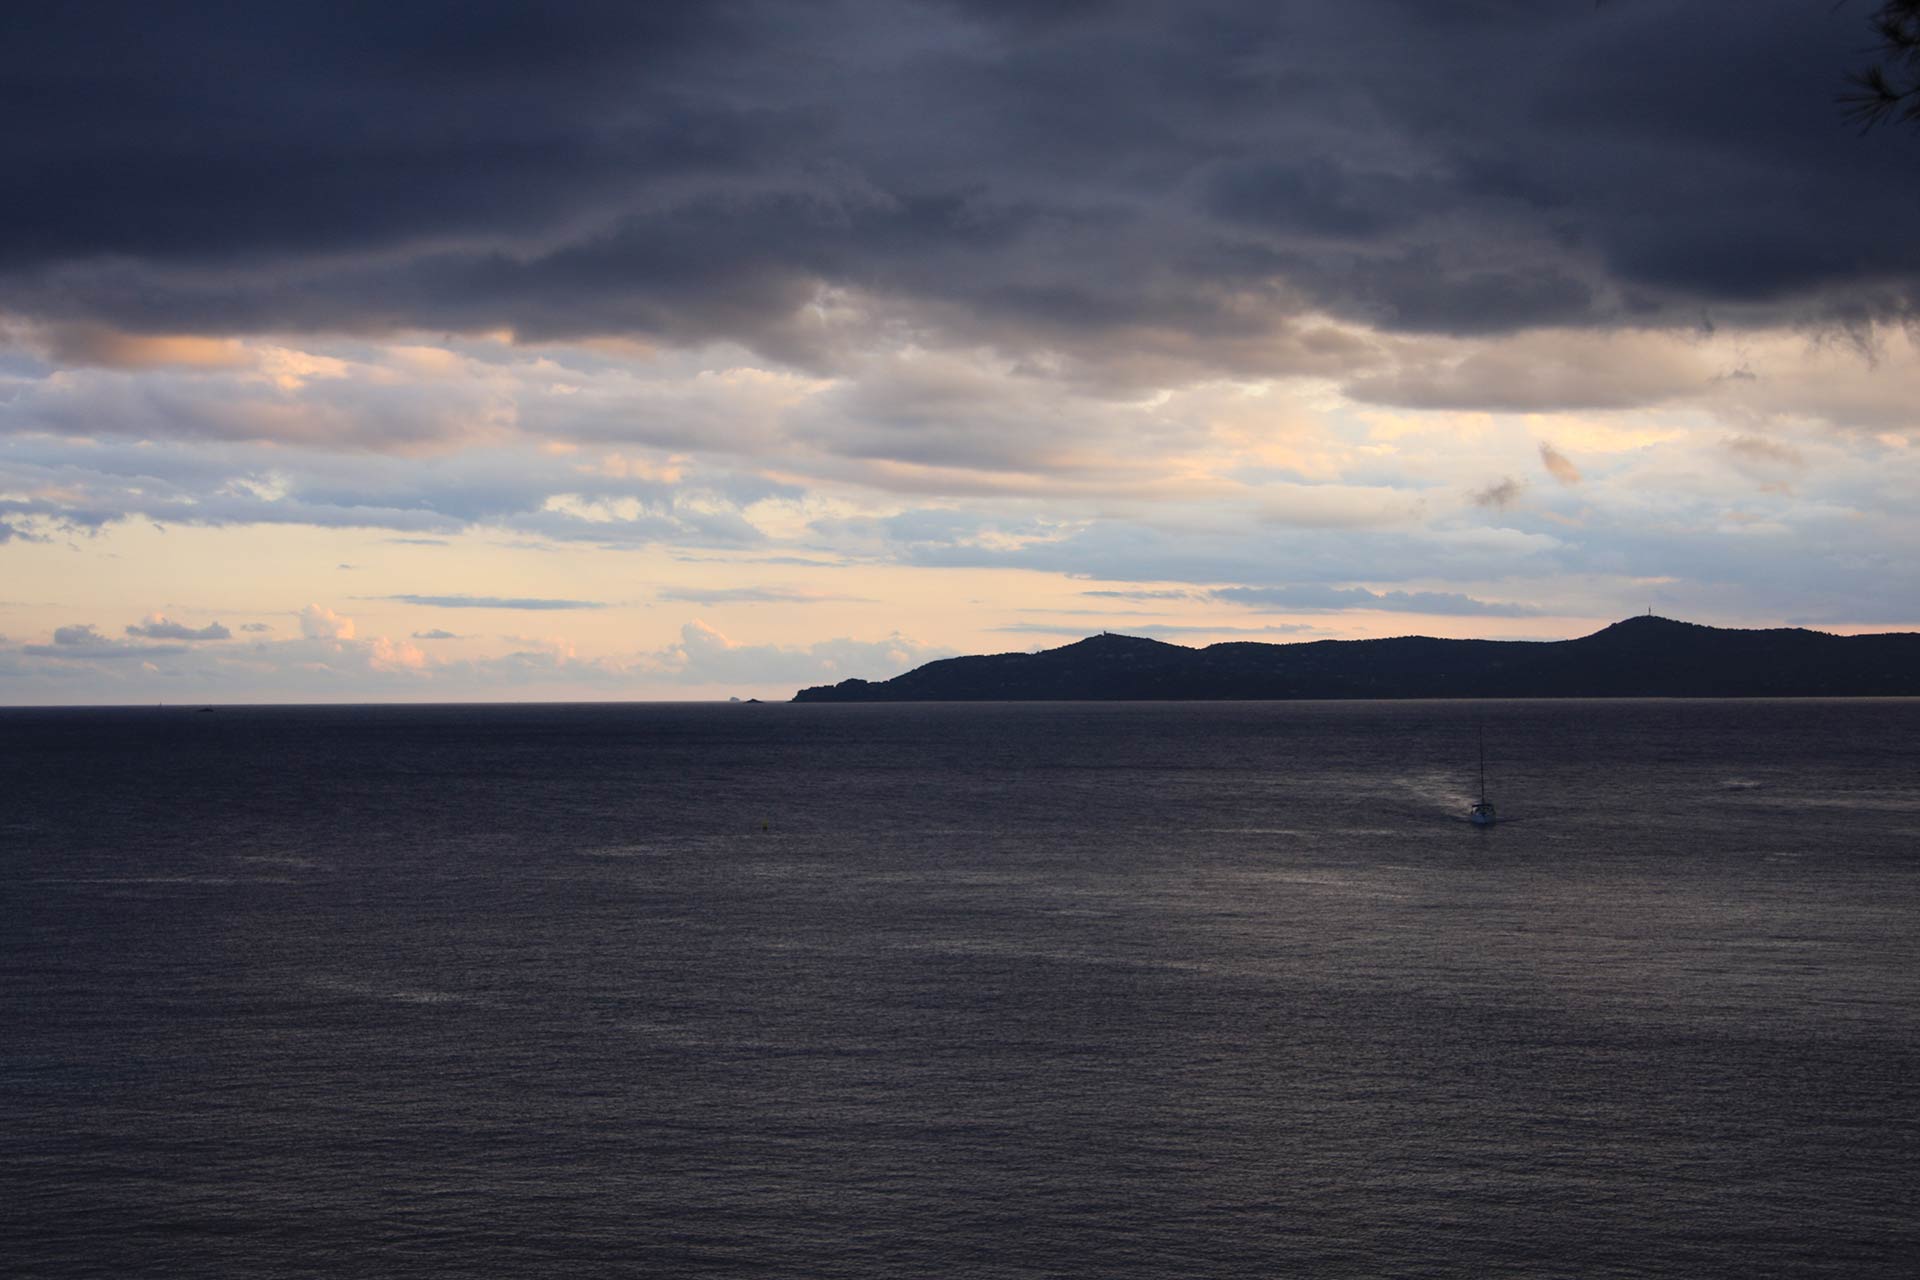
5, 318, 1919, 702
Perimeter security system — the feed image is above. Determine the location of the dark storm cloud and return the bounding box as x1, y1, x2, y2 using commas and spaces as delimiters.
0, 2, 756, 266
5, 1, 1917, 360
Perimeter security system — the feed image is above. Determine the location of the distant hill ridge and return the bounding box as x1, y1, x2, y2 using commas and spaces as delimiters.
791, 616, 1920, 701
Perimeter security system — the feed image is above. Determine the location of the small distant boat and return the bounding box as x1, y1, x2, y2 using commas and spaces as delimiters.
1469, 722, 1496, 826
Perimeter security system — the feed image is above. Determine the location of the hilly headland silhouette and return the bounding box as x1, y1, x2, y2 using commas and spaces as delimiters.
792, 615, 1920, 701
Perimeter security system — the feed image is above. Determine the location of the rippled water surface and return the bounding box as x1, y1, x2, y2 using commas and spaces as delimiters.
4, 700, 1918, 1277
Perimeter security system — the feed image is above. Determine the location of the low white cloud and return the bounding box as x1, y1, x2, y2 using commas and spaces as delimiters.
299, 604, 356, 640
367, 635, 428, 672
648, 620, 951, 687
1, 609, 958, 702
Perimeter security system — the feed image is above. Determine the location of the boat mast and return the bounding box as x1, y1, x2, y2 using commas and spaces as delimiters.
1478, 721, 1486, 805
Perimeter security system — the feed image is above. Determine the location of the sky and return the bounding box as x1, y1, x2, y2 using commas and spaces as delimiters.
4, 0, 1920, 703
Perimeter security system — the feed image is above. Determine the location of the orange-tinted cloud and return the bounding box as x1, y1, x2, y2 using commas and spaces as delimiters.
34, 324, 253, 371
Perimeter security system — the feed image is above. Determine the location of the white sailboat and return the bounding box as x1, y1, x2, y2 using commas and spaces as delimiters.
1468, 722, 1497, 826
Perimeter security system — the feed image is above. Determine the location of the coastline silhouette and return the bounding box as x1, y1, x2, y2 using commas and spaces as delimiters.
795, 615, 1920, 701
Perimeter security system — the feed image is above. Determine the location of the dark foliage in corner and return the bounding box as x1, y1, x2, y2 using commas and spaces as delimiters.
1844, 0, 1920, 129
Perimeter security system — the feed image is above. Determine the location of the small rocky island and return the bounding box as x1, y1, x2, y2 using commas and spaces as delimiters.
793, 615, 1920, 701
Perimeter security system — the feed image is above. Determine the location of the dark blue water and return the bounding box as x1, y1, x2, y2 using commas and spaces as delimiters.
4, 700, 1918, 1277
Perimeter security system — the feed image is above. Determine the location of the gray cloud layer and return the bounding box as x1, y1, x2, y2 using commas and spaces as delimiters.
5, 1, 1916, 369
656, 585, 870, 604
125, 616, 231, 640
384, 594, 607, 610
25, 623, 188, 660
1212, 585, 1540, 618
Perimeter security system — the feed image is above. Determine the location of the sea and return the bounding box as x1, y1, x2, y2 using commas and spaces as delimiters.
3, 699, 1917, 1278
